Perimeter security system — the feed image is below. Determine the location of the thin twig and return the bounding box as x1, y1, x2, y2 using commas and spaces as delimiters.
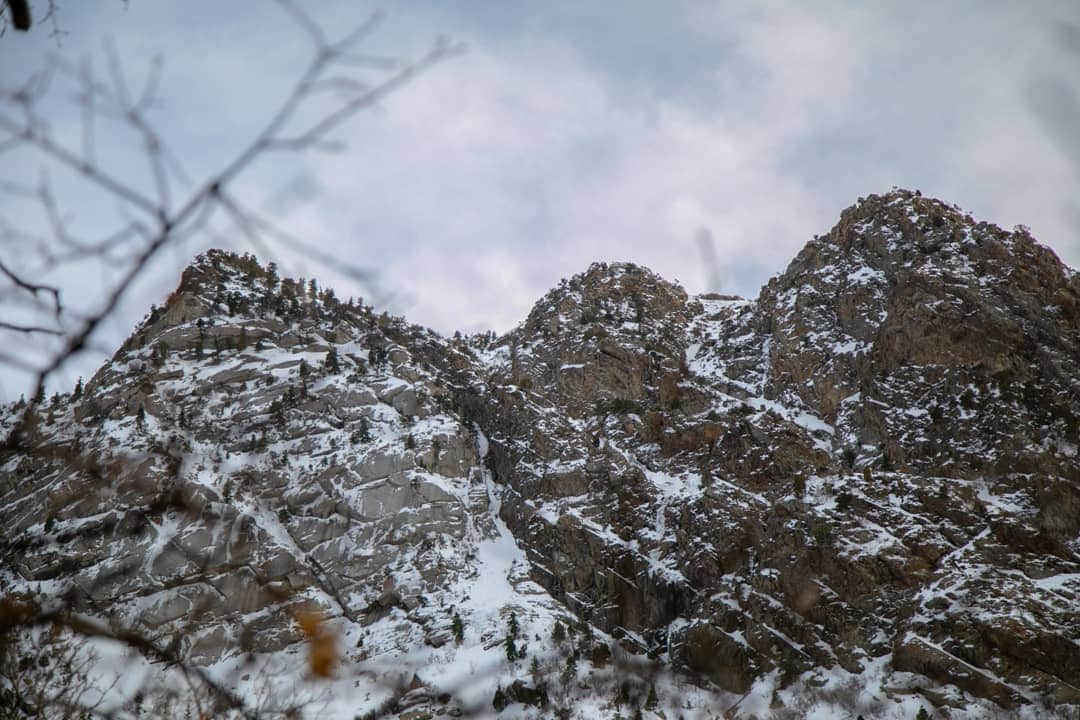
0, 257, 61, 315
0, 320, 62, 335
0, 110, 159, 214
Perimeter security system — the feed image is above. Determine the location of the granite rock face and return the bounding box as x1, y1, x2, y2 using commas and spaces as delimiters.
2, 190, 1079, 716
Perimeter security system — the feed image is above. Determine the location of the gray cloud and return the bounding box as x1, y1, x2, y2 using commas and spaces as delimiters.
1, 1, 1078, 400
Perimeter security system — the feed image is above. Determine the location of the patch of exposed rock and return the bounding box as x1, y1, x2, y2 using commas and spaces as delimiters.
2, 192, 1079, 716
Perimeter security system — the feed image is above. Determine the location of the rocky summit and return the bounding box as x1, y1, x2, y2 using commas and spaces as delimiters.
2, 189, 1079, 719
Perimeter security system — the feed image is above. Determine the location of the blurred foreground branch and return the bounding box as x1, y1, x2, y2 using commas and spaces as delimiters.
0, 0, 460, 418
0, 3, 462, 718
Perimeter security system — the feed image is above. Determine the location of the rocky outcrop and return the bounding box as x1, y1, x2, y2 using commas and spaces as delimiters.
2, 192, 1079, 717
462, 191, 1080, 711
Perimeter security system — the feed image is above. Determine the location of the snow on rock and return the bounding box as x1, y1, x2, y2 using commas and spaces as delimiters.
3, 191, 1079, 718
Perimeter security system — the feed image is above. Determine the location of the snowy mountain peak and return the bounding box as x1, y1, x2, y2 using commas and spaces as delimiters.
518, 260, 690, 336
2, 196, 1079, 719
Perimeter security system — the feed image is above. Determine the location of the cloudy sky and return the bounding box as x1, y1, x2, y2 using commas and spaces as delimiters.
1, 1, 1078, 400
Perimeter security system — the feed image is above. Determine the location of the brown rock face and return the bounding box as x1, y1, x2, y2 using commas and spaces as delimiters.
756, 191, 1080, 479
679, 622, 758, 694
465, 192, 1080, 711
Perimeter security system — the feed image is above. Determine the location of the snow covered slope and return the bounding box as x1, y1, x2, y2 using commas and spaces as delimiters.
2, 190, 1079, 719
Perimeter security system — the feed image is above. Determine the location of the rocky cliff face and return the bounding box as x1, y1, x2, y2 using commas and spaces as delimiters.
2, 190, 1079, 719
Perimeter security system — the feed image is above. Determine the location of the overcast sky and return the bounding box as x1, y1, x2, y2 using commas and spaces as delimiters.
1, 1, 1078, 400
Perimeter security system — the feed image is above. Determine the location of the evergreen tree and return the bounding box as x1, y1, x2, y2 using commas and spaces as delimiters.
452, 612, 464, 645
504, 610, 521, 661
559, 654, 576, 686
645, 684, 658, 710
505, 635, 518, 662
136, 405, 146, 428
552, 621, 566, 645
351, 417, 372, 444
72, 377, 83, 400
325, 347, 340, 373
577, 619, 594, 653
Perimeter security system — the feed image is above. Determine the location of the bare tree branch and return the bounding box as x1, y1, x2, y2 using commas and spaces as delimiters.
0, 2, 456, 406
0, 256, 61, 315
0, 320, 62, 335
0, 6, 469, 718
